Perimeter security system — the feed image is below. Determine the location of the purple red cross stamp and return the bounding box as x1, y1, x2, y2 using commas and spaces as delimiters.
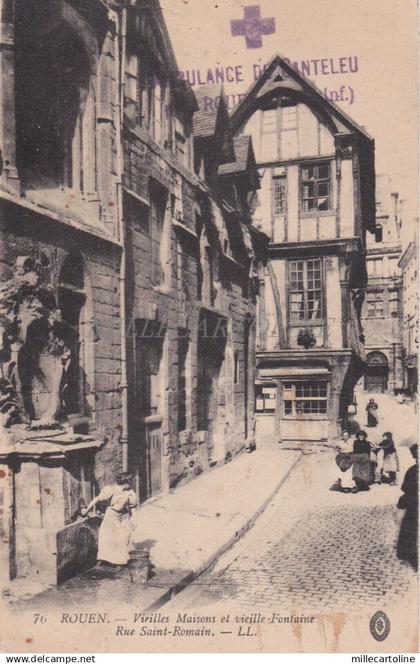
230, 6, 276, 49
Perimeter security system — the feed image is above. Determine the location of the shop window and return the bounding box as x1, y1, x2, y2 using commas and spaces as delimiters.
289, 258, 323, 322
283, 381, 328, 416
255, 384, 277, 413
301, 162, 330, 212
272, 175, 286, 215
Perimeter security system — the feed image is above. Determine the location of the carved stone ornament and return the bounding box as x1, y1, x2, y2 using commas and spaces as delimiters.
0, 256, 73, 432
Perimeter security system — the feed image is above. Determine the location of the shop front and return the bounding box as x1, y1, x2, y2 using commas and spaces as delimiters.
255, 350, 365, 444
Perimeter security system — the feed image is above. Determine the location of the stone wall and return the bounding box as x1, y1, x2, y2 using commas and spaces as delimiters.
124, 129, 257, 498
0, 212, 123, 485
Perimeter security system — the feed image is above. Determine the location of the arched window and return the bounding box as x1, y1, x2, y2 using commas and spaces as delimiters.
15, 4, 96, 194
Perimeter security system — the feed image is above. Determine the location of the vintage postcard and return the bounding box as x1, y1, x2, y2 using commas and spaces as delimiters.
0, 0, 418, 654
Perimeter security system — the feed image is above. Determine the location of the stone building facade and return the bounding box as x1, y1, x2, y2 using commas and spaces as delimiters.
121, 12, 266, 501
229, 55, 376, 443
399, 233, 418, 396
0, 0, 266, 589
0, 0, 123, 589
360, 174, 403, 393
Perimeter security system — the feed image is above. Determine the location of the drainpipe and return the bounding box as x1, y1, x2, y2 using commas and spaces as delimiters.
109, 6, 129, 472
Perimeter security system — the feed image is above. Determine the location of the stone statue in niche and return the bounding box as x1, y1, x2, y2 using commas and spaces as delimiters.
0, 256, 73, 432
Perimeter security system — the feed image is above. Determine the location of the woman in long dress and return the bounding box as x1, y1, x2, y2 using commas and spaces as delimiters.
82, 472, 138, 566
397, 444, 418, 571
352, 430, 373, 492
377, 431, 399, 485
331, 430, 354, 492
366, 398, 379, 427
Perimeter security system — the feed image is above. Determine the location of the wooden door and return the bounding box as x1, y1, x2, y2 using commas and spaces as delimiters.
145, 419, 162, 497
365, 367, 388, 392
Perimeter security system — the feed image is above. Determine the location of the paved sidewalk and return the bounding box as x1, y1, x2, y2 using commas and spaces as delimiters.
12, 443, 301, 612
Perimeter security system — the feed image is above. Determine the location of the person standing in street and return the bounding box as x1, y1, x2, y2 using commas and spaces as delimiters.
82, 471, 138, 568
331, 430, 354, 493
377, 431, 399, 485
397, 444, 418, 571
366, 398, 379, 427
352, 430, 373, 492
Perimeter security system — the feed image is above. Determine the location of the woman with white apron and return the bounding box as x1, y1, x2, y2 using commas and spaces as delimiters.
83, 471, 138, 567
331, 430, 354, 492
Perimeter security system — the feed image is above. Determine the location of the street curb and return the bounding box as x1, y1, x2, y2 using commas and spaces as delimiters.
141, 450, 303, 612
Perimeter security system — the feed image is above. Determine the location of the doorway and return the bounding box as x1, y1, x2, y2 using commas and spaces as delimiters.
364, 351, 389, 392
134, 319, 166, 502
197, 310, 227, 463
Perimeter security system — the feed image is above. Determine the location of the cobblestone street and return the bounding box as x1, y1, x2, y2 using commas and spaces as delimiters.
168, 394, 418, 615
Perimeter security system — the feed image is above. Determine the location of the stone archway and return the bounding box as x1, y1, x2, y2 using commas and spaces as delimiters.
364, 351, 389, 393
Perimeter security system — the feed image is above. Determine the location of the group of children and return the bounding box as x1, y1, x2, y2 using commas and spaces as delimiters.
332, 430, 399, 493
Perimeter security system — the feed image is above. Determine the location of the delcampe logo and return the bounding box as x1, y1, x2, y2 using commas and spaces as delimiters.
230, 6, 276, 49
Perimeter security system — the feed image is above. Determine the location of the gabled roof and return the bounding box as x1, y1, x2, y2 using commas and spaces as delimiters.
126, 0, 197, 110
193, 83, 225, 138
230, 54, 376, 232
192, 84, 236, 165
230, 54, 373, 141
218, 135, 254, 176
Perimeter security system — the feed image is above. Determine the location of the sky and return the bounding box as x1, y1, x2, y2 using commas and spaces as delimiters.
160, 0, 418, 247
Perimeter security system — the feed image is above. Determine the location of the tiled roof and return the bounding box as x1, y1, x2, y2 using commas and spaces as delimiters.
192, 83, 224, 138
218, 135, 252, 175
